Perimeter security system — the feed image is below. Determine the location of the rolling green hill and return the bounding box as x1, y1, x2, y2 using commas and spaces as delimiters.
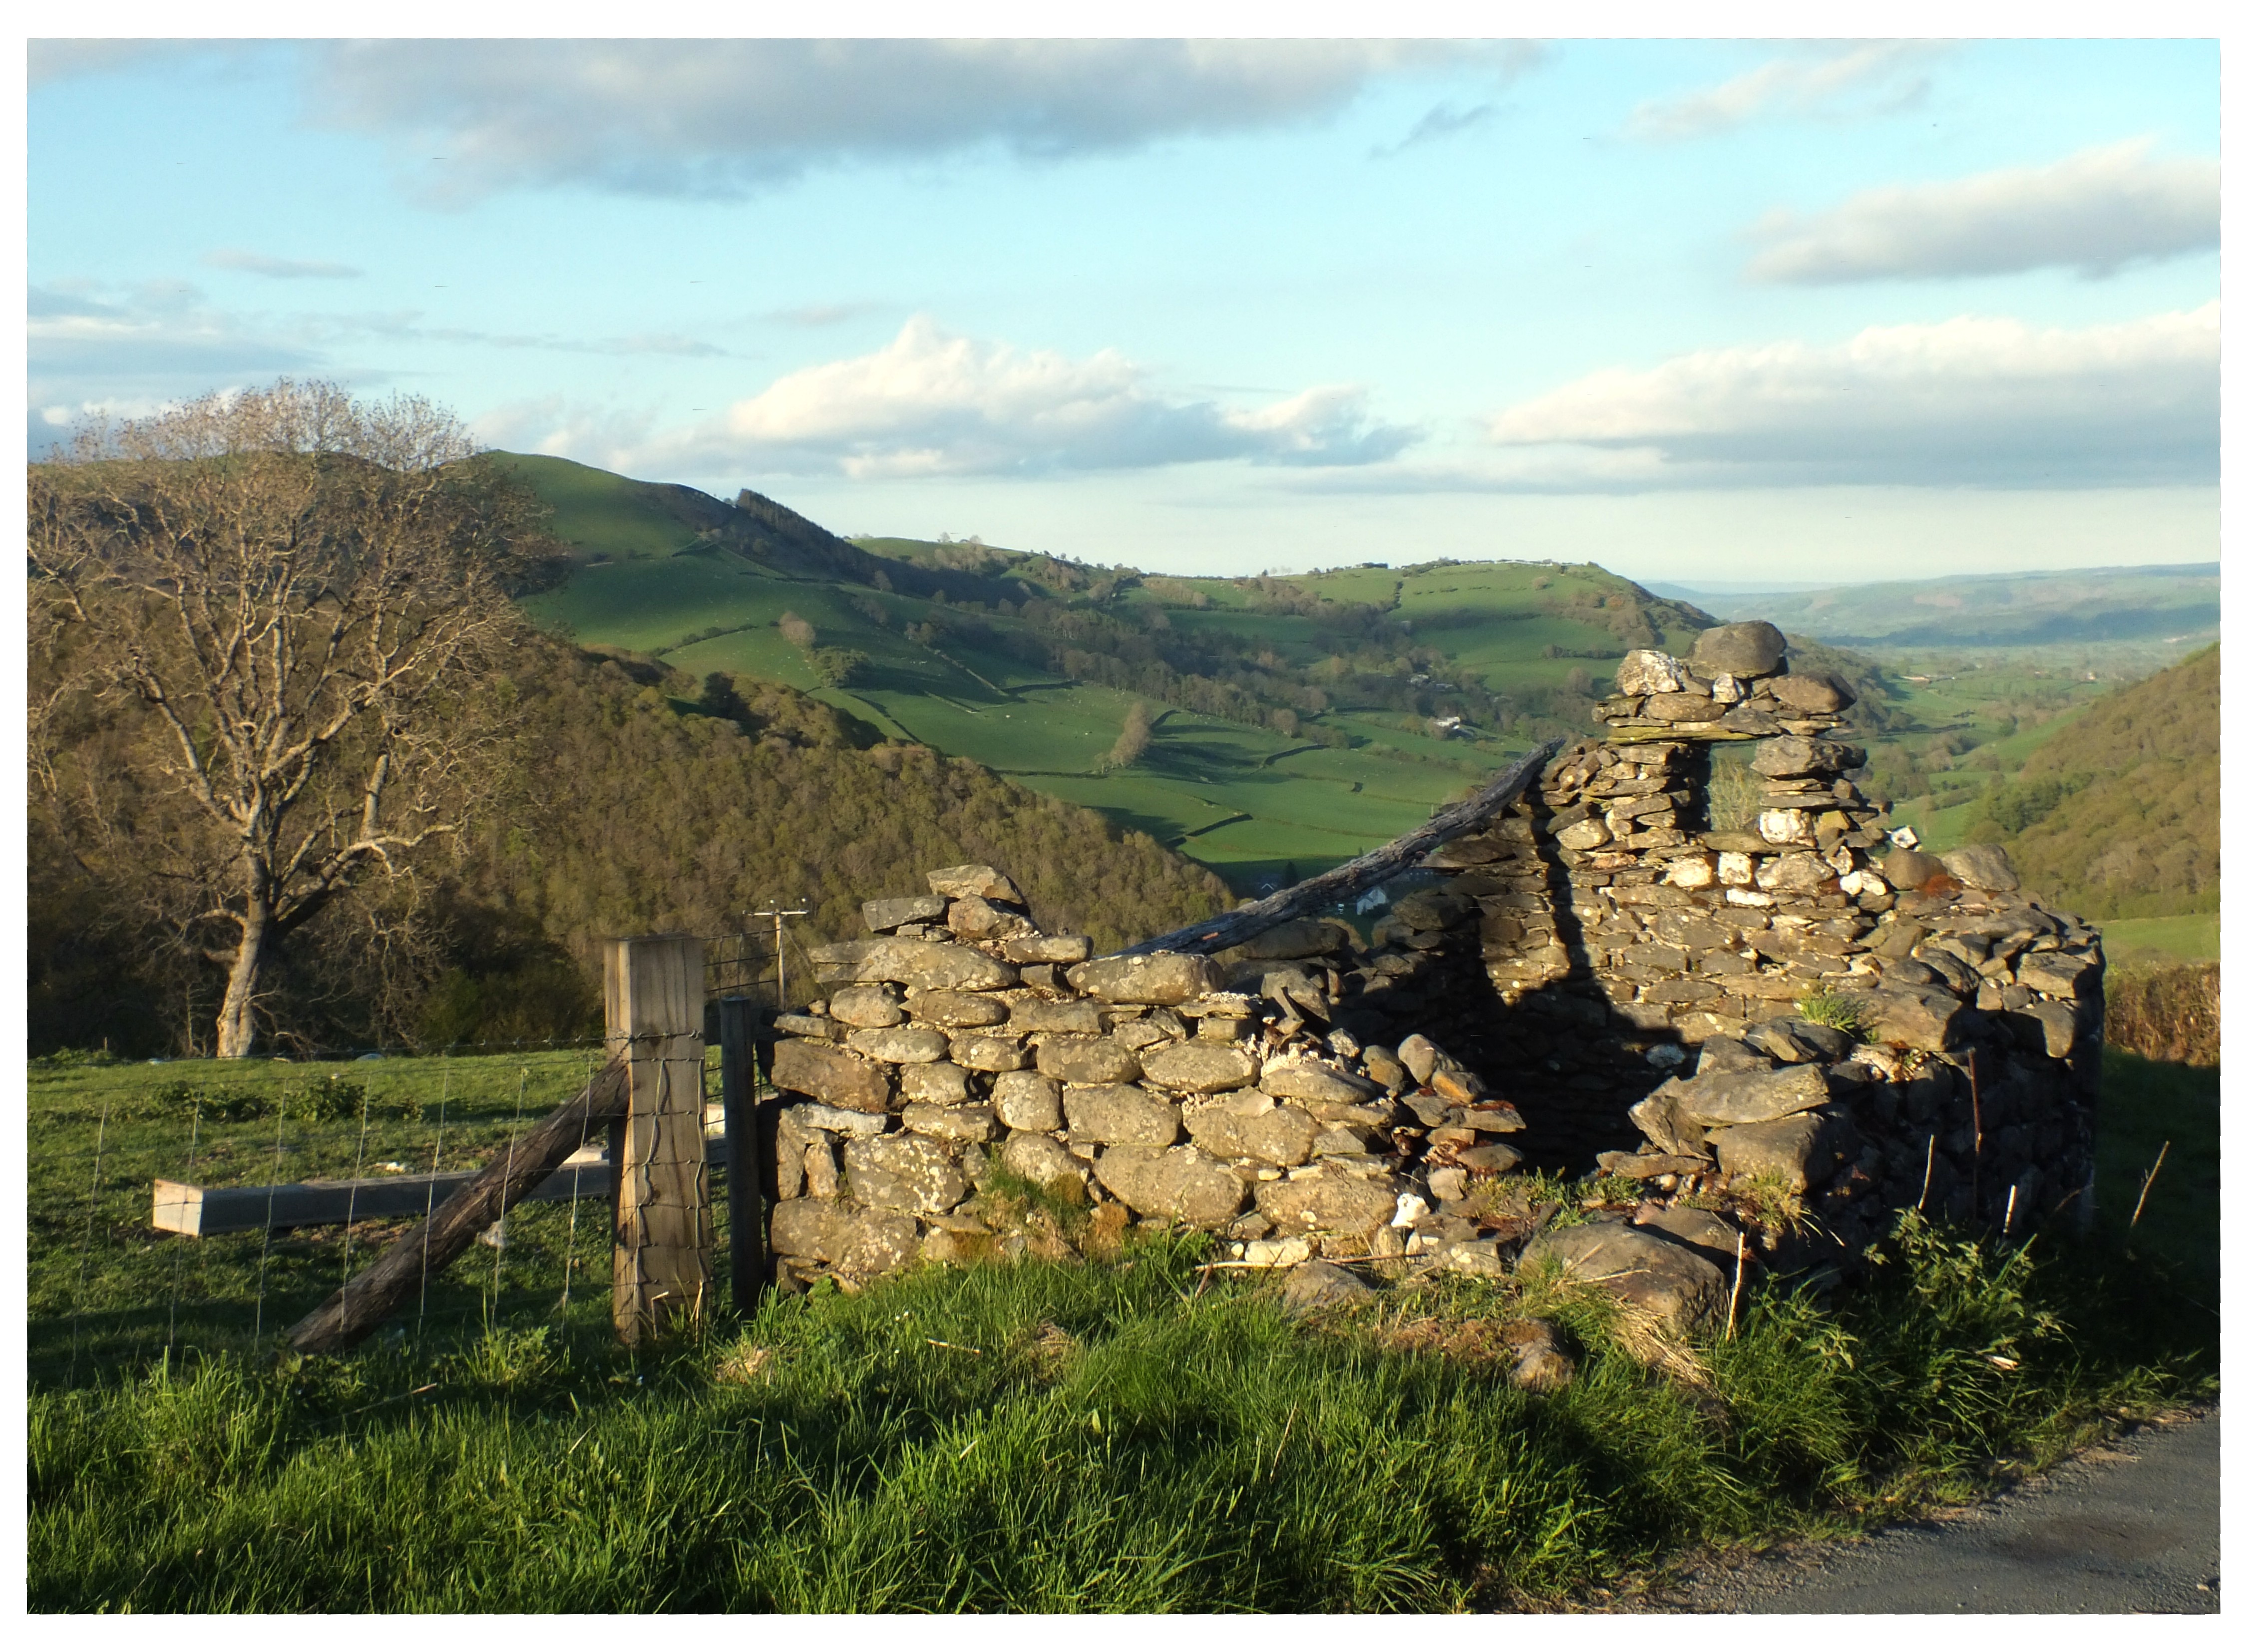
501, 455, 1726, 891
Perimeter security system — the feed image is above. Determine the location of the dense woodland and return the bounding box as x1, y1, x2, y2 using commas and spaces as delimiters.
28, 633, 1228, 1058
1962, 644, 2219, 919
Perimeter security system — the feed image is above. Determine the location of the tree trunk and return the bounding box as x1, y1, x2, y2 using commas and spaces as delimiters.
215, 903, 270, 1058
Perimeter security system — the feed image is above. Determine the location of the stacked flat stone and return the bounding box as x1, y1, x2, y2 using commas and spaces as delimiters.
1593, 619, 1857, 738
761, 864, 1529, 1288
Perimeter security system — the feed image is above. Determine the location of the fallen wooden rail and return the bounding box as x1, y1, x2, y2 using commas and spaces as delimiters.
1116, 737, 1560, 958
153, 1103, 753, 1238
154, 1153, 610, 1238
285, 1056, 631, 1354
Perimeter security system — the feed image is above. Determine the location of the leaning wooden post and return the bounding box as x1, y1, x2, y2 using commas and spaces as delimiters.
605, 935, 711, 1347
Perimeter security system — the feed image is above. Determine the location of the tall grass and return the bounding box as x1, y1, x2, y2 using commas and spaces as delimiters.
30, 1213, 2210, 1614
2104, 962, 2220, 1067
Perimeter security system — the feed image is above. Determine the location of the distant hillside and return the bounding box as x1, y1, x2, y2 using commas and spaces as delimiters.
1654, 564, 2218, 653
497, 454, 1735, 889
1964, 645, 2218, 920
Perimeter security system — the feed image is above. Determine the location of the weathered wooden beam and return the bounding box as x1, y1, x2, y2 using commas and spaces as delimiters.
607, 936, 711, 1346
1115, 737, 1561, 958
152, 1122, 762, 1238
153, 1151, 609, 1238
283, 1058, 630, 1354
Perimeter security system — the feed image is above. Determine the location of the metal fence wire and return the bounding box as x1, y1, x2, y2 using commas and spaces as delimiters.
28, 1050, 752, 1390
29, 932, 788, 1392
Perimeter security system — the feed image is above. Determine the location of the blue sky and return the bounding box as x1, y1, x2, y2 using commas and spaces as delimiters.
26, 30, 2220, 584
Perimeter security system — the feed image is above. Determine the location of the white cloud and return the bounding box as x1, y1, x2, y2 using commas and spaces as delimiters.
203, 248, 365, 280
1746, 138, 2218, 283
493, 316, 1418, 480
1482, 304, 2217, 489
308, 39, 1530, 200
1624, 42, 1944, 142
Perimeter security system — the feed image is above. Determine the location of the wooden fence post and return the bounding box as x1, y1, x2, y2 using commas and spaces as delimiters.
718, 996, 767, 1310
605, 935, 710, 1346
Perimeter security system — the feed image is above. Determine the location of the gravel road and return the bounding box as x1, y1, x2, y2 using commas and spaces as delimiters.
1644, 1406, 2221, 1614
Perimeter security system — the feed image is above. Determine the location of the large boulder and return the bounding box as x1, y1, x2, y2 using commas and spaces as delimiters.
1518, 1223, 1728, 1337
1707, 1110, 1846, 1194
862, 895, 947, 932
2016, 952, 2098, 999
1614, 649, 1690, 695
844, 939, 1019, 992
926, 864, 1025, 903
1140, 1041, 1260, 1093
897, 1060, 973, 1104
1259, 1057, 1382, 1107
1651, 1063, 1831, 1128
1882, 848, 1949, 891
991, 1070, 1063, 1131
1633, 1205, 1745, 1273
1940, 843, 2021, 893
1094, 1145, 1246, 1228
1691, 621, 1788, 678
771, 1041, 891, 1113
847, 1024, 952, 1063
1007, 999, 1106, 1035
1181, 1091, 1320, 1165
1767, 671, 1856, 714
844, 1133, 970, 1213
1063, 1083, 1180, 1147
1068, 953, 1223, 1005
1000, 1131, 1083, 1188
827, 985, 905, 1027
949, 1033, 1028, 1072
1001, 934, 1092, 964
1036, 1035, 1143, 1084
1752, 736, 1863, 779
1865, 987, 1966, 1050
901, 1103, 998, 1143
769, 1200, 921, 1276
904, 989, 1009, 1028
1279, 1259, 1377, 1316
1255, 1170, 1399, 1237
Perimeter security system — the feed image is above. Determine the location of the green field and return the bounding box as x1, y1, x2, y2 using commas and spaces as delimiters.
505, 467, 1583, 889
2099, 914, 2221, 966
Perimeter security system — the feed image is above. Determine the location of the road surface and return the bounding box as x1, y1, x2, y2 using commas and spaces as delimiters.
1652, 1406, 2220, 1613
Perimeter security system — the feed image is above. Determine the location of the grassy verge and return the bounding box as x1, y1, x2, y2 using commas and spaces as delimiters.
28, 1050, 2215, 1612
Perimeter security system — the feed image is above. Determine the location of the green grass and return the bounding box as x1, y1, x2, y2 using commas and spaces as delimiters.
27, 1050, 654, 1386
26, 1046, 2216, 1612
2091, 1048, 2220, 1311
28, 1213, 2211, 1612
2099, 914, 2220, 966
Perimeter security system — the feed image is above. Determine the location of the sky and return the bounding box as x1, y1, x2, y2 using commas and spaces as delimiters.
24, 25, 2222, 585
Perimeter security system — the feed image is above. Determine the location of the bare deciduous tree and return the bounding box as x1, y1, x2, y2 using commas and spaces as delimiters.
27, 380, 554, 1056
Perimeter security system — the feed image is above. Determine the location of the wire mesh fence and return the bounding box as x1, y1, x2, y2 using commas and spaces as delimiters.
28, 931, 786, 1392
27, 1043, 761, 1390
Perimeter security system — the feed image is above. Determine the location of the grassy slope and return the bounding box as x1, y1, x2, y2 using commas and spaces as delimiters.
507, 466, 1659, 888
1977, 646, 2220, 920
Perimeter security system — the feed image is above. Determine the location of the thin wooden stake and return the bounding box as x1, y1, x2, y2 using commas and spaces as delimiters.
1726, 1231, 1747, 1340
1916, 1132, 1938, 1213
2129, 1141, 2171, 1230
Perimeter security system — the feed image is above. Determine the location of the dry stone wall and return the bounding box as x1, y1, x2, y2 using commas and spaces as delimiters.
760, 621, 2102, 1298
